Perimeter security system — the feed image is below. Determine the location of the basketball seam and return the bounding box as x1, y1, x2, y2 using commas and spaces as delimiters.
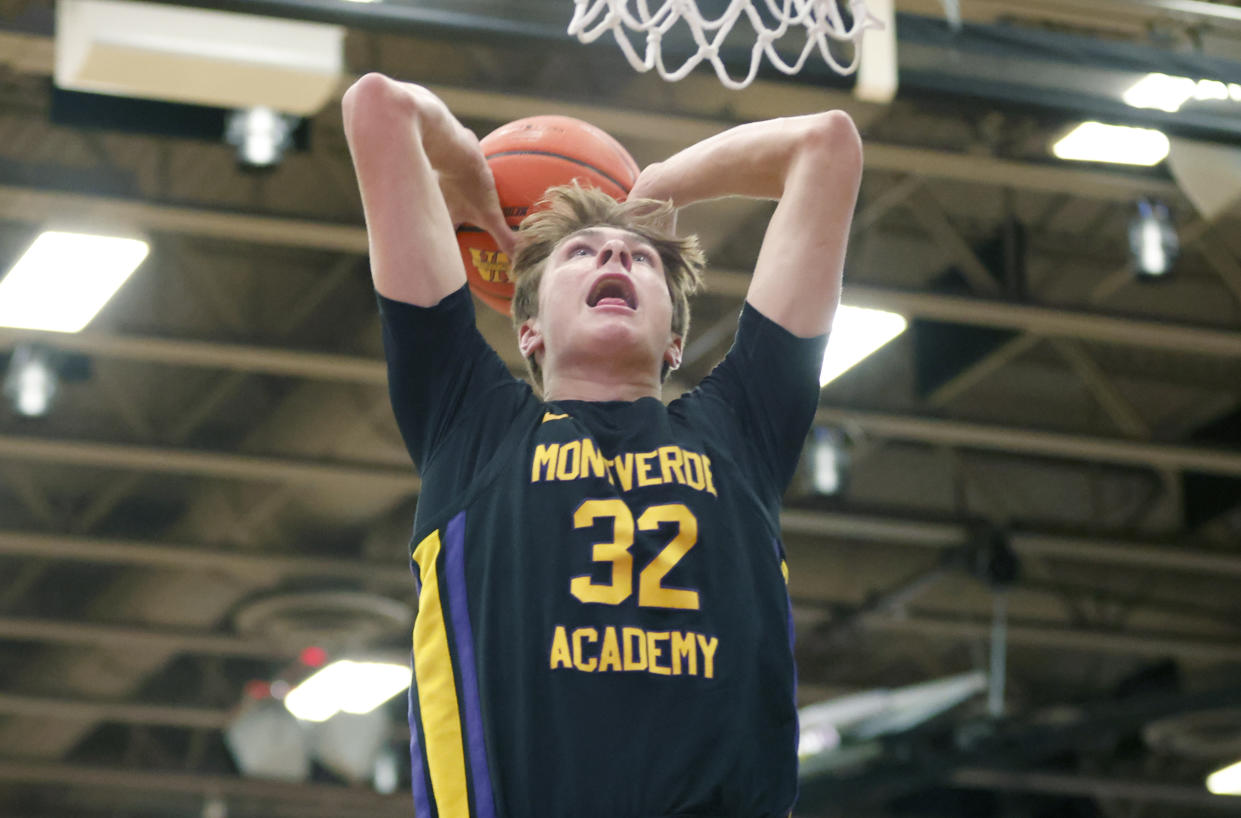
483, 150, 632, 194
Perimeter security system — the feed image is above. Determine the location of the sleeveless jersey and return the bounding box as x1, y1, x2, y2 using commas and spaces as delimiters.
379, 286, 827, 818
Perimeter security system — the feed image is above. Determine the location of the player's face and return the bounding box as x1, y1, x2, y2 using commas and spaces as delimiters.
519, 226, 682, 385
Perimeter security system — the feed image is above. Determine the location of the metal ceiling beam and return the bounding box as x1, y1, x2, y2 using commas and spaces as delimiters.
0, 530, 408, 589
780, 509, 1241, 577
0, 184, 370, 254
898, 0, 1241, 29
0, 434, 419, 490
863, 613, 1241, 662
839, 284, 1241, 360
0, 616, 283, 659
950, 767, 1241, 810
0, 692, 227, 730
815, 407, 1241, 477
0, 760, 407, 815
5, 281, 1241, 385
0, 327, 387, 384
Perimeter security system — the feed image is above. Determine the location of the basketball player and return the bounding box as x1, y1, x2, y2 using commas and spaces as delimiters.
343, 72, 862, 817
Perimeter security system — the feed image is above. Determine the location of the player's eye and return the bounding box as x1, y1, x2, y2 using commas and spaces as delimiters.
569, 244, 593, 257
633, 250, 651, 264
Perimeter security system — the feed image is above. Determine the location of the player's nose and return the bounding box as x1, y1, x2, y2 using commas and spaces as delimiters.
596, 239, 631, 272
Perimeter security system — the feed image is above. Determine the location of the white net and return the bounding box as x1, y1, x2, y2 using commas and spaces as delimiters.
568, 0, 884, 90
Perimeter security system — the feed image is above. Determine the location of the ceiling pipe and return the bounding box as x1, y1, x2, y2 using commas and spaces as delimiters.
0, 434, 419, 490
816, 407, 1241, 478
950, 767, 1241, 808
0, 530, 409, 589
0, 615, 287, 659
0, 759, 408, 814
0, 692, 228, 730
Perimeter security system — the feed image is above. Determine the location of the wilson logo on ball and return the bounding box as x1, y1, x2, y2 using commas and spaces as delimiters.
469, 248, 511, 283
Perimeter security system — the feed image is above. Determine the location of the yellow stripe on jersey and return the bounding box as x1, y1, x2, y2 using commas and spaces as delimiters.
412, 529, 471, 817
781, 559, 789, 584
542, 412, 569, 423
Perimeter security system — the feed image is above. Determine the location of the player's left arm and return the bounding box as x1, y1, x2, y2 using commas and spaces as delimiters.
628, 112, 863, 337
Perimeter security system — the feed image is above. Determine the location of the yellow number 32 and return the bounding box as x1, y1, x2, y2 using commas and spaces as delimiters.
569, 499, 700, 610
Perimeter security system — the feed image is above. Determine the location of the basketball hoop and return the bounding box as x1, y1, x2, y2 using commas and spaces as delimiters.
568, 0, 884, 90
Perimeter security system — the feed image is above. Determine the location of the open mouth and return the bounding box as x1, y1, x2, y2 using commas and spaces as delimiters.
586, 275, 637, 310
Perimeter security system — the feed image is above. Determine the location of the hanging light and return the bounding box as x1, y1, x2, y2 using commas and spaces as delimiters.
810, 427, 850, 496
226, 106, 297, 168
1128, 199, 1179, 279
3, 345, 59, 418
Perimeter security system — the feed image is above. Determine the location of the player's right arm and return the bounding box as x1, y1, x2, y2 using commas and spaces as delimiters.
341, 73, 514, 306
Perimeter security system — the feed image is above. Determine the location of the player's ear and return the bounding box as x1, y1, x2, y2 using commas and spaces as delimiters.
518, 318, 544, 361
664, 335, 683, 371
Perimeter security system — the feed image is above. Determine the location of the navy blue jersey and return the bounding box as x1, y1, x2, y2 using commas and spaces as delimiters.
380, 286, 826, 818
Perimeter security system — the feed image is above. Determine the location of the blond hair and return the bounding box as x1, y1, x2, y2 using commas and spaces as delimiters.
509, 184, 706, 391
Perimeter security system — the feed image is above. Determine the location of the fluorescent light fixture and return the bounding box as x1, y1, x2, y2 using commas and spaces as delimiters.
0, 231, 149, 333
1052, 122, 1170, 167
283, 660, 411, 723
1123, 73, 1241, 113
1124, 73, 1196, 113
1207, 759, 1241, 795
797, 724, 841, 758
820, 304, 907, 386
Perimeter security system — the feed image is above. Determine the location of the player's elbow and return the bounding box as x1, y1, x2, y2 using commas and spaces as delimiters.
341, 72, 422, 145
794, 110, 863, 181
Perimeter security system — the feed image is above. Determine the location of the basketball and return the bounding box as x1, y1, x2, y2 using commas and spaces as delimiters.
457, 115, 641, 315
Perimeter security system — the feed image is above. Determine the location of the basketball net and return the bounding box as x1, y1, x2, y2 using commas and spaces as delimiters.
568, 0, 884, 90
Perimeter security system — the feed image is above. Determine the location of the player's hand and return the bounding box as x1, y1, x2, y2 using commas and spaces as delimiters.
627, 162, 678, 233
628, 161, 670, 204
434, 126, 517, 258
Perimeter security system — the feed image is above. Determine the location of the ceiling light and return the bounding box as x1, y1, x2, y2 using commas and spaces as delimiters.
3, 345, 58, 418
225, 106, 297, 168
810, 427, 849, 495
820, 304, 908, 386
1052, 122, 1170, 166
1196, 79, 1230, 102
1124, 73, 1241, 113
0, 231, 148, 333
1207, 759, 1241, 795
1128, 199, 1178, 278
1124, 73, 1196, 113
283, 660, 411, 723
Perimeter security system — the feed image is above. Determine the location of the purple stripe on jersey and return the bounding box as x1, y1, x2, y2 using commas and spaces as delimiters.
444, 512, 497, 818
409, 672, 432, 818
775, 539, 800, 783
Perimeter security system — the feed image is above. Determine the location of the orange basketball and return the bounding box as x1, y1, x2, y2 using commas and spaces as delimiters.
457, 115, 641, 315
